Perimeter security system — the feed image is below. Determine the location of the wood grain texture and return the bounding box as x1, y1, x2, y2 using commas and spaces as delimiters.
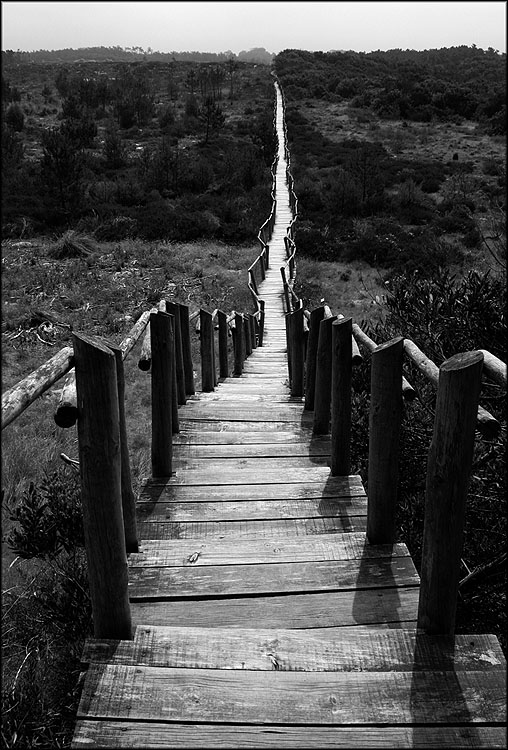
127, 556, 419, 599
138, 516, 368, 540
72, 721, 508, 749
82, 627, 505, 672
129, 586, 420, 629
130, 534, 409, 567
76, 664, 506, 724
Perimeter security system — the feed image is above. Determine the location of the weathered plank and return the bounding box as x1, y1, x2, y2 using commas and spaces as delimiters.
82, 627, 506, 672
71, 721, 508, 749
173, 431, 327, 445
138, 484, 366, 508
180, 407, 307, 423
145, 465, 340, 486
138, 516, 368, 540
130, 534, 408, 567
130, 586, 419, 629
171, 455, 331, 471
178, 419, 311, 431
76, 664, 506, 724
172, 440, 331, 457
127, 557, 420, 600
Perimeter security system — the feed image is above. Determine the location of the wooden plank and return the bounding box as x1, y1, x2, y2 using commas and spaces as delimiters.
136, 500, 367, 523
138, 516, 368, 540
172, 431, 326, 445
76, 664, 506, 724
179, 408, 306, 423
178, 419, 310, 431
145, 465, 337, 486
138, 479, 366, 503
71, 721, 508, 749
171, 455, 331, 471
173, 445, 331, 459
130, 535, 410, 567
127, 557, 420, 599
82, 627, 506, 672
130, 586, 417, 629
186, 393, 299, 402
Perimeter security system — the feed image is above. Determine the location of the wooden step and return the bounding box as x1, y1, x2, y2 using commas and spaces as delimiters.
138, 516, 368, 541
129, 586, 419, 629
71, 721, 508, 749
80, 626, 507, 671
74, 663, 506, 727
131, 534, 408, 567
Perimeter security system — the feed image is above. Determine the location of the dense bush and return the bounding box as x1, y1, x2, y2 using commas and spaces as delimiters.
3, 468, 91, 747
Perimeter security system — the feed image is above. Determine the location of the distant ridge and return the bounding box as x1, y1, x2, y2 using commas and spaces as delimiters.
1, 46, 274, 65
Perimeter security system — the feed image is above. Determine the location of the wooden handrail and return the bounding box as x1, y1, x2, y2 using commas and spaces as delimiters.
479, 349, 506, 388
403, 339, 500, 440
352, 323, 416, 401
54, 306, 156, 428
2, 346, 74, 430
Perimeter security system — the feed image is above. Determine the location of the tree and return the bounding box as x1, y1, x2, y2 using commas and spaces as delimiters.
226, 57, 238, 100
5, 103, 24, 132
103, 121, 125, 168
40, 127, 84, 210
198, 96, 225, 143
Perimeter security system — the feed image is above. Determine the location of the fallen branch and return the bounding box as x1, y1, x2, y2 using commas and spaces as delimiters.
459, 552, 506, 588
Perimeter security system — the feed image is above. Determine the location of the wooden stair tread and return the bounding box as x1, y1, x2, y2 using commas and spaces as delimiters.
130, 533, 407, 566
71, 721, 508, 749
80, 626, 506, 672
75, 663, 506, 725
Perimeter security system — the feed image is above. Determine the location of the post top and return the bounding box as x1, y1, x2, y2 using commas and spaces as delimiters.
441, 350, 484, 372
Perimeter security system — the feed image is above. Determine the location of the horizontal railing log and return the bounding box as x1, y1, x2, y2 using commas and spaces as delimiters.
403, 339, 500, 440
2, 346, 75, 430
479, 349, 507, 388
352, 323, 416, 401
54, 308, 155, 429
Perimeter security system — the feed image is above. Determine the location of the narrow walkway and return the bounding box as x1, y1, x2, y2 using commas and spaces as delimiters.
71, 84, 506, 748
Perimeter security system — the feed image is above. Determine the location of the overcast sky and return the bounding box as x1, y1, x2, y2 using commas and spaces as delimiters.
1, 1, 506, 55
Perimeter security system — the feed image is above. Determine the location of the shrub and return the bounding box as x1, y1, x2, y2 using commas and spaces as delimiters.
5, 103, 24, 132
2, 467, 91, 747
49, 230, 98, 259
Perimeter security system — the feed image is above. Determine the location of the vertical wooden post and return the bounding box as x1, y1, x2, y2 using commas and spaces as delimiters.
200, 309, 214, 392
179, 303, 195, 396
233, 313, 244, 376
212, 316, 218, 387
244, 315, 252, 356
285, 311, 293, 382
417, 351, 484, 635
367, 337, 404, 544
218, 310, 229, 378
249, 314, 257, 349
169, 315, 179, 433
305, 306, 325, 411
280, 267, 291, 313
72, 332, 132, 639
258, 300, 265, 347
104, 341, 138, 553
331, 317, 352, 476
150, 311, 173, 477
290, 306, 305, 397
166, 302, 186, 405
313, 316, 337, 434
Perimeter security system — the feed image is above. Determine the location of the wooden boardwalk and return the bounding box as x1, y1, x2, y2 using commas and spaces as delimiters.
71, 85, 506, 748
